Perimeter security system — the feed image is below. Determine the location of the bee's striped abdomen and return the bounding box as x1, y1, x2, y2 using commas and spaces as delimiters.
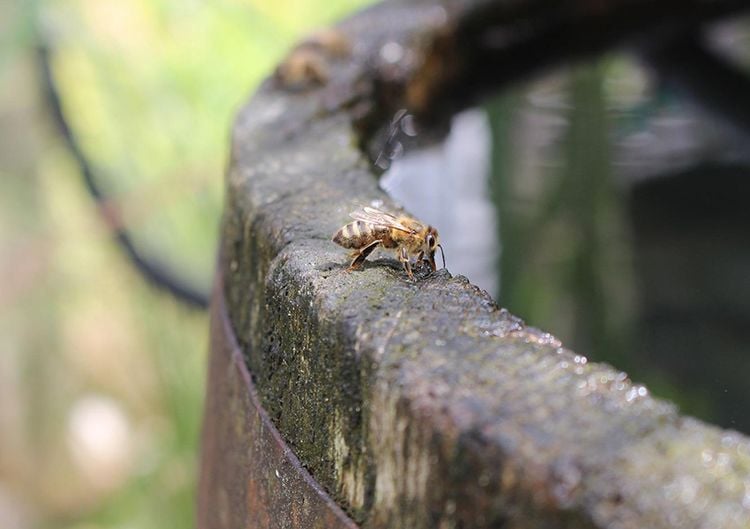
332, 220, 374, 249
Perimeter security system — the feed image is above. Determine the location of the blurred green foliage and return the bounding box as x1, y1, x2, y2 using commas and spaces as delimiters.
0, 1, 370, 528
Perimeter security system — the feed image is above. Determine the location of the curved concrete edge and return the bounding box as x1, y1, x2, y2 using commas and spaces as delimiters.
214, 1, 750, 528
198, 277, 361, 529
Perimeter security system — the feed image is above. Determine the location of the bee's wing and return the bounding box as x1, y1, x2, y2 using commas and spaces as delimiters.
349, 206, 413, 233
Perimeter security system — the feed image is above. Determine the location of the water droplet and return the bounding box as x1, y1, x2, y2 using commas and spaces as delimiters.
742, 481, 750, 509
380, 41, 404, 64
388, 141, 404, 160
400, 114, 417, 136
716, 452, 730, 468
391, 108, 408, 125
375, 155, 390, 170
428, 5, 448, 26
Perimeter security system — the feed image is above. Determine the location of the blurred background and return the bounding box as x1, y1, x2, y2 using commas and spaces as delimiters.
1, 1, 749, 528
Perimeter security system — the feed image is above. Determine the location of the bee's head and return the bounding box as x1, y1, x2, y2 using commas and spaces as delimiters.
425, 226, 445, 272
425, 226, 439, 251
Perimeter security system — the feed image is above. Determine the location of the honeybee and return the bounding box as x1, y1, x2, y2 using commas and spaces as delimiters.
332, 206, 445, 280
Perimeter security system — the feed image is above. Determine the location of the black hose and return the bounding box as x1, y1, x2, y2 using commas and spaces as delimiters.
37, 43, 210, 310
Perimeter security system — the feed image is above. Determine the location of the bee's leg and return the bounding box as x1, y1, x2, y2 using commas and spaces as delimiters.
348, 240, 381, 271
399, 247, 414, 280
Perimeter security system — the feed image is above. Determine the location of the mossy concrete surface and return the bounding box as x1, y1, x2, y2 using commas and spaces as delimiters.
214, 1, 750, 528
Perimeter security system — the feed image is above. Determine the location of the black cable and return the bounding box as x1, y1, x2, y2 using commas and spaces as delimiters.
37, 43, 210, 309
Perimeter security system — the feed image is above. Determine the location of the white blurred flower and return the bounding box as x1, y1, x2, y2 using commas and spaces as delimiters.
67, 394, 133, 490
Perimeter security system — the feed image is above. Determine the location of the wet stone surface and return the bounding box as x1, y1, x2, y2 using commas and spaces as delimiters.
210, 1, 750, 528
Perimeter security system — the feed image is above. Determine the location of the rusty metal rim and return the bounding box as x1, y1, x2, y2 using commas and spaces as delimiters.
214, 273, 361, 528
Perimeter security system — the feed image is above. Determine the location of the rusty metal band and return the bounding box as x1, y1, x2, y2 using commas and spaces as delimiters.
197, 276, 360, 529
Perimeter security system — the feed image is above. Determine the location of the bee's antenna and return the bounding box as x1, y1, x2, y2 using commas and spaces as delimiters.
437, 244, 446, 268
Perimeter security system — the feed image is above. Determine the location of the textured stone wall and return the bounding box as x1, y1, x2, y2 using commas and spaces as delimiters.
202, 1, 750, 527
